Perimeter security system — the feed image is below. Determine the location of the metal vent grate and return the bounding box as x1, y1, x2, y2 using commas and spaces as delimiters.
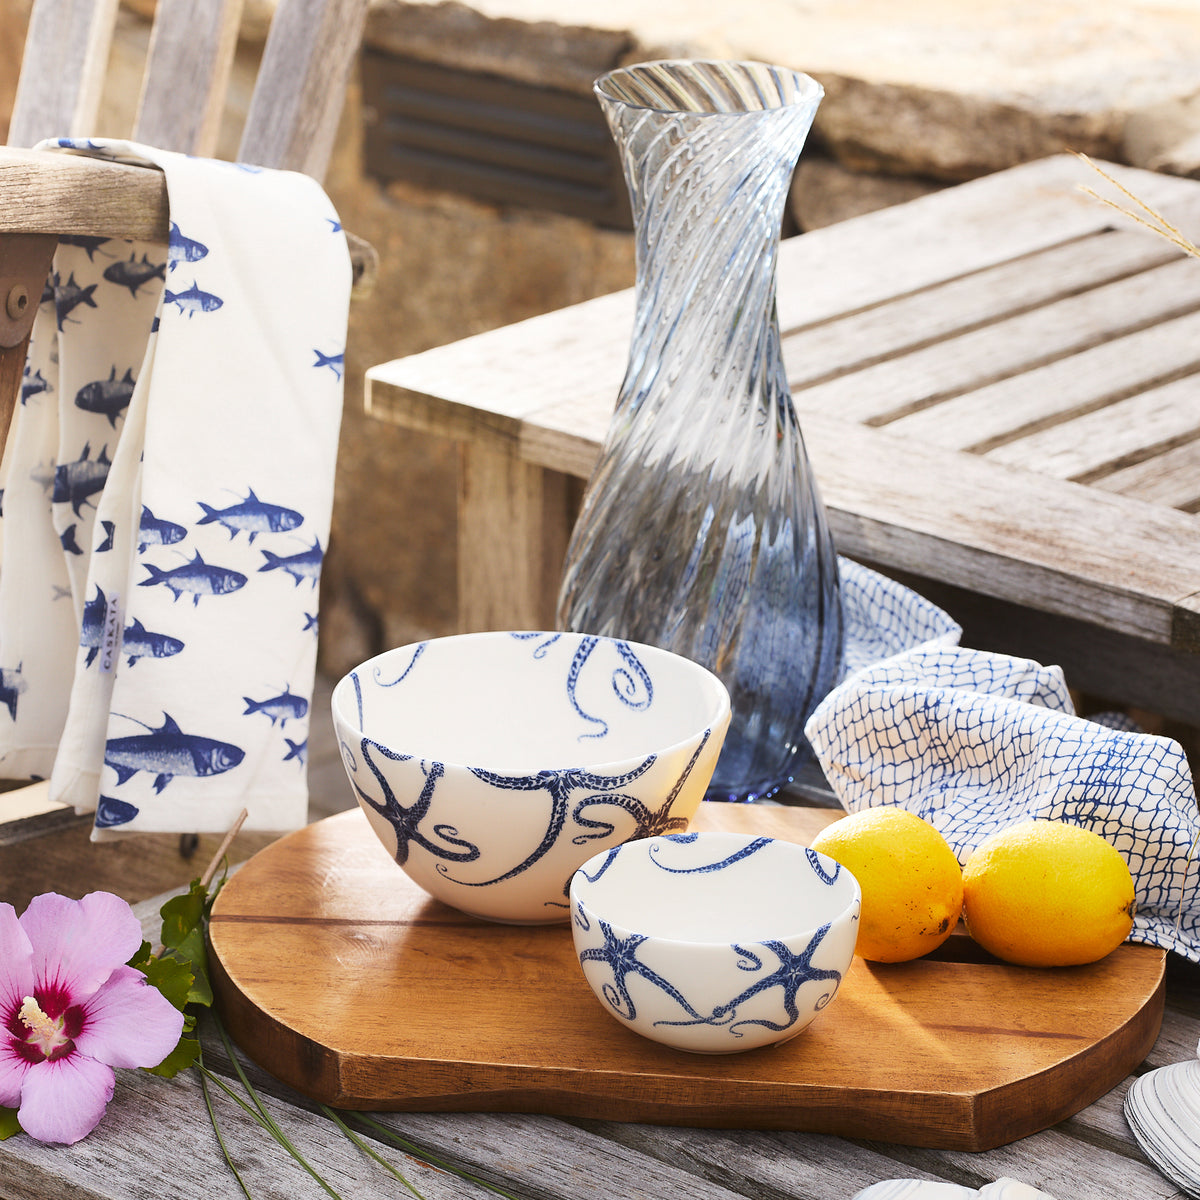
362, 51, 632, 230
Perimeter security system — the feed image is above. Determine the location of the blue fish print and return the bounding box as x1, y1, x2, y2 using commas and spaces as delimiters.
105, 712, 244, 793
95, 795, 139, 828
80, 586, 109, 667
75, 366, 135, 427
60, 524, 83, 556
21, 366, 51, 404
259, 538, 323, 587
138, 505, 186, 552
55, 272, 98, 329
96, 520, 116, 552
243, 687, 308, 727
140, 550, 246, 604
197, 488, 302, 542
164, 281, 222, 318
104, 253, 166, 298
40, 276, 56, 306
58, 235, 112, 260
122, 617, 184, 667
313, 349, 344, 380
284, 738, 307, 765
326, 217, 343, 233
167, 222, 209, 270
303, 611, 318, 633
52, 443, 111, 516
0, 665, 27, 720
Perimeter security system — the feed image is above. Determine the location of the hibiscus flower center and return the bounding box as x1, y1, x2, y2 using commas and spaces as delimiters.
17, 996, 76, 1061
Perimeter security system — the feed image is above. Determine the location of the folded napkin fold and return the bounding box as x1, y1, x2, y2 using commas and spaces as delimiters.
0, 139, 350, 837
807, 563, 1200, 963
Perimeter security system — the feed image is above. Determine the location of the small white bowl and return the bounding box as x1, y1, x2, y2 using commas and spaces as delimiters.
570, 832, 860, 1053
331, 631, 730, 924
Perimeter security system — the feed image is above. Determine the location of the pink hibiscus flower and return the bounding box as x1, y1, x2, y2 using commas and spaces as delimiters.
0, 891, 184, 1144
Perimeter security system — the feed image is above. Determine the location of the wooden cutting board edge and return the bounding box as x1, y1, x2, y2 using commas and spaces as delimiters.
208, 805, 1167, 1152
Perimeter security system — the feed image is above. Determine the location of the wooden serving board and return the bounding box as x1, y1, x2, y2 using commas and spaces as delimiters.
208, 803, 1166, 1151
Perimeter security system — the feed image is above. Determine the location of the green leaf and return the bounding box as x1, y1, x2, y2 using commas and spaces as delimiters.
147, 1035, 201, 1078
160, 884, 208, 951
0, 1106, 21, 1140
127, 940, 153, 970
135, 951, 195, 1012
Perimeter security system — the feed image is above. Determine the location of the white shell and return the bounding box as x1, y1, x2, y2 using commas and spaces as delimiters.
1124, 1038, 1200, 1199
853, 1179, 1059, 1200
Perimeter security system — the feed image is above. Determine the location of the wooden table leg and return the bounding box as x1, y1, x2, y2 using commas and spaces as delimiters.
0, 231, 56, 446
456, 442, 576, 633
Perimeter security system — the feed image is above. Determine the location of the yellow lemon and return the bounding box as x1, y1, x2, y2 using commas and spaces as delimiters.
961, 819, 1136, 967
809, 807, 964, 963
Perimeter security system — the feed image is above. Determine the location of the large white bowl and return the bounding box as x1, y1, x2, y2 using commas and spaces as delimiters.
570, 831, 860, 1053
332, 631, 731, 924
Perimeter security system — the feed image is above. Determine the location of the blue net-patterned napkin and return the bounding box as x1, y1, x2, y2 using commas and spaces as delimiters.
810, 559, 1200, 963
0, 138, 350, 837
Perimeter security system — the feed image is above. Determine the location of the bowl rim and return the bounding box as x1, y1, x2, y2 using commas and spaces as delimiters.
569, 831, 861, 948
331, 629, 733, 776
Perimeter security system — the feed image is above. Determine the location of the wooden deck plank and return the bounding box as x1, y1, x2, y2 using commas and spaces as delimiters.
984, 373, 1200, 480
781, 226, 1185, 391
792, 256, 1200, 426
1092, 436, 1200, 509
884, 308, 1200, 454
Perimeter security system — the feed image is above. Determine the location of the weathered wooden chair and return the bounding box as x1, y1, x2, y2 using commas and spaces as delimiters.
0, 0, 372, 842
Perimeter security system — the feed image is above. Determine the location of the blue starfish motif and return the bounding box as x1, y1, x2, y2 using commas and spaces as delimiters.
572, 729, 713, 843
349, 738, 479, 868
577, 917, 704, 1022
699, 925, 843, 1037
439, 760, 657, 901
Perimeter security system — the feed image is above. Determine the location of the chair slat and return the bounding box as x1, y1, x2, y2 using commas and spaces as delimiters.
133, 0, 246, 157
7, 0, 120, 147
238, 0, 369, 178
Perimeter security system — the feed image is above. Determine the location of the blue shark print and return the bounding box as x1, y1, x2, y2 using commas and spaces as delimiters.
259, 538, 323, 587
80, 587, 108, 667
0, 666, 27, 720
60, 524, 83, 556
197, 488, 302, 542
140, 550, 246, 604
164, 281, 222, 318
122, 617, 184, 667
167, 222, 209, 270
95, 795, 139, 828
313, 349, 344, 380
243, 687, 308, 726
40, 276, 55, 306
21, 366, 51, 404
284, 738, 307, 765
75, 367, 135, 427
138, 505, 186, 552
105, 712, 244, 793
52, 585, 71, 602
303, 611, 318, 633
29, 462, 55, 493
96, 520, 116, 552
52, 443, 111, 516
326, 217, 343, 233
104, 253, 166, 298
55, 272, 98, 329
58, 235, 112, 260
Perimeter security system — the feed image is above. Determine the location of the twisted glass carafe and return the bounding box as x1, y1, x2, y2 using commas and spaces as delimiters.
556, 60, 844, 801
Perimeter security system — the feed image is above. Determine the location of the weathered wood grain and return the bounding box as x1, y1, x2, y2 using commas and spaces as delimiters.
237, 0, 369, 179
133, 0, 245, 156
7, 0, 119, 147
1093, 437, 1200, 509
885, 308, 1200, 455
792, 256, 1200, 426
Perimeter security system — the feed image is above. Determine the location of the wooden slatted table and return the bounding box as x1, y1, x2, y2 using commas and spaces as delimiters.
366, 154, 1200, 727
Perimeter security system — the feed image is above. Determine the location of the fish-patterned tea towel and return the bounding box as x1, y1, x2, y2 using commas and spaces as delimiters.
805, 639, 1200, 963
0, 138, 350, 837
